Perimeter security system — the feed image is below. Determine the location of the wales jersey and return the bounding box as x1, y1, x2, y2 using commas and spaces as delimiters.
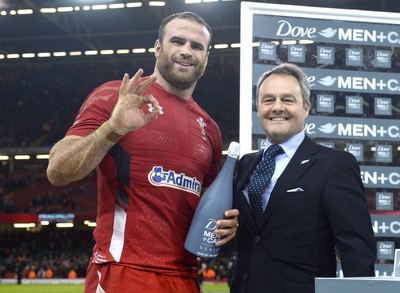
67, 78, 222, 277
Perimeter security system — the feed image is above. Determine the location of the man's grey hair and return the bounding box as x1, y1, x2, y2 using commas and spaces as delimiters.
256, 63, 310, 107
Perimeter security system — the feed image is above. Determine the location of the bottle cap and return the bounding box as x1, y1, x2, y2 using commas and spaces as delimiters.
227, 141, 240, 159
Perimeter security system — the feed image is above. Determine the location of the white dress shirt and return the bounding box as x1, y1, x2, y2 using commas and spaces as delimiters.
244, 131, 305, 211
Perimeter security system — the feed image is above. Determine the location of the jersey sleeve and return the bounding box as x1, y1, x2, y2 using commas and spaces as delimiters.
66, 81, 121, 137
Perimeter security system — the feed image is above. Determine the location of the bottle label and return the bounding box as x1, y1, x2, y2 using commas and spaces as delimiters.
196, 218, 221, 258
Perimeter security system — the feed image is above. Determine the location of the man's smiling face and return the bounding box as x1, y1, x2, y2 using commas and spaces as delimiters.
154, 18, 210, 90
257, 74, 310, 144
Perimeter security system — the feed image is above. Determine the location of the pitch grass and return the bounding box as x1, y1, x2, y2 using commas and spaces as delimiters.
0, 284, 84, 293
203, 283, 230, 292
0, 283, 230, 293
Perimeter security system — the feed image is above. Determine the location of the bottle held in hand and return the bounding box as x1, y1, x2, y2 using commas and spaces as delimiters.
184, 141, 240, 258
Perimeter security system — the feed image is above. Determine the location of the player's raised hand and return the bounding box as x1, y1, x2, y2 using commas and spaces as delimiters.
109, 69, 160, 135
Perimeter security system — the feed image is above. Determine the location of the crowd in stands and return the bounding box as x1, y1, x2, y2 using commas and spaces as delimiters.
0, 53, 240, 149
26, 179, 94, 215
0, 174, 32, 213
0, 172, 97, 216
0, 222, 236, 281
0, 226, 92, 280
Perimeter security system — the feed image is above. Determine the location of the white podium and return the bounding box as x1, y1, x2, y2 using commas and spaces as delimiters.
315, 277, 400, 293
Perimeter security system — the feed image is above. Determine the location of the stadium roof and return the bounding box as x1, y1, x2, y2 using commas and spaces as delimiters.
0, 0, 398, 59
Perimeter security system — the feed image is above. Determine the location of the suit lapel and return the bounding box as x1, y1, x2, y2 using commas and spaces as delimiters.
237, 151, 263, 190
236, 151, 263, 232
259, 137, 320, 227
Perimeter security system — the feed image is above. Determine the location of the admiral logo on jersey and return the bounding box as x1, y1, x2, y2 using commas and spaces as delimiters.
148, 166, 202, 196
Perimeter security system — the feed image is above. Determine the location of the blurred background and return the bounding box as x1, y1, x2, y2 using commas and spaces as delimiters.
0, 0, 399, 285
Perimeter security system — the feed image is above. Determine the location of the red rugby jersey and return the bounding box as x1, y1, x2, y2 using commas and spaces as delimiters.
67, 79, 222, 277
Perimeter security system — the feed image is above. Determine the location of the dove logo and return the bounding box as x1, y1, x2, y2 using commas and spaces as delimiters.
379, 242, 393, 250
319, 47, 333, 54
276, 20, 317, 38
317, 123, 337, 134
377, 51, 390, 58
377, 99, 390, 106
348, 145, 362, 152
319, 96, 333, 102
378, 193, 392, 201
348, 49, 361, 56
307, 76, 316, 86
348, 98, 361, 103
377, 145, 391, 153
318, 28, 337, 39
304, 123, 316, 135
318, 76, 337, 87
290, 46, 302, 52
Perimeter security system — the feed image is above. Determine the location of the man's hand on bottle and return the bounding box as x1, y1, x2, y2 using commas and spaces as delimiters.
214, 209, 239, 246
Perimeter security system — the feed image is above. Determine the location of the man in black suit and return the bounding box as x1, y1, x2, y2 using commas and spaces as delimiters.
231, 63, 376, 293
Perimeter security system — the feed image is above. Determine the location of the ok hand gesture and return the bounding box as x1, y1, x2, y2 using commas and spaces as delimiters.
109, 68, 160, 135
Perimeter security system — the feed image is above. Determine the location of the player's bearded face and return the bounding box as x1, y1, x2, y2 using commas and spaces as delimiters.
156, 46, 207, 90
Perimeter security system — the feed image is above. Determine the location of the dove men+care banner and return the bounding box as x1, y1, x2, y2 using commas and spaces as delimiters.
240, 2, 400, 277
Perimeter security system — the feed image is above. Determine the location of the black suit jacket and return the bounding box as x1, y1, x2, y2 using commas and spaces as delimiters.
231, 136, 376, 293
